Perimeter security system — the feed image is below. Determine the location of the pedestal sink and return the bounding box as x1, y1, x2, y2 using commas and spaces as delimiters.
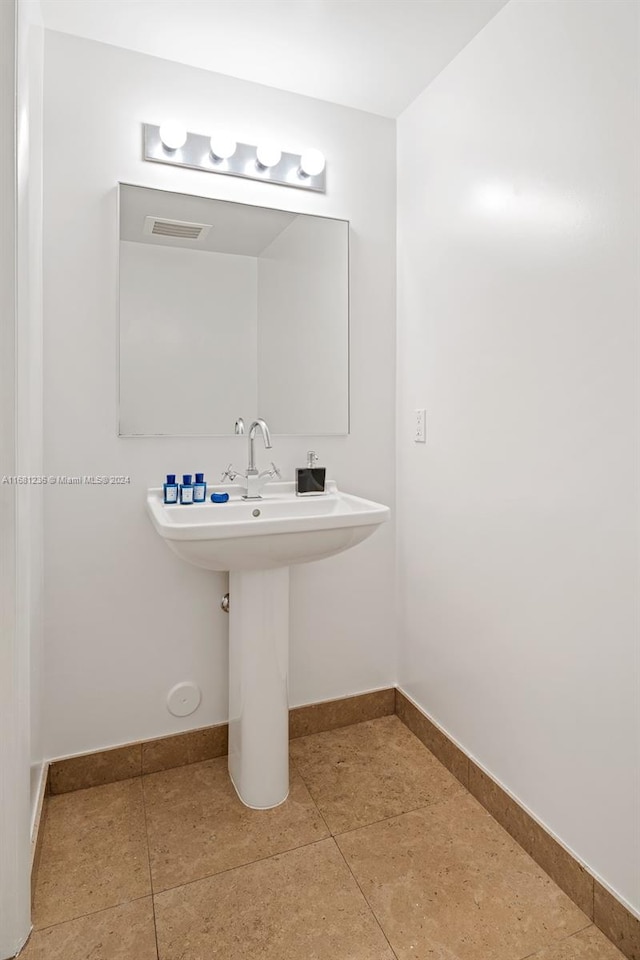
146, 480, 389, 809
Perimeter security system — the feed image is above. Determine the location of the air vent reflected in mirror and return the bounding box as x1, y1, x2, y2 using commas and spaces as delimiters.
143, 216, 212, 241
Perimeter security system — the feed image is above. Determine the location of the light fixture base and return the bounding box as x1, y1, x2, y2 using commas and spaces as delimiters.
143, 125, 326, 193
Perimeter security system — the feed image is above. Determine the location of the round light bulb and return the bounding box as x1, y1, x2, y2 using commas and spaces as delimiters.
299, 148, 325, 177
159, 122, 187, 151
256, 143, 282, 168
209, 135, 236, 161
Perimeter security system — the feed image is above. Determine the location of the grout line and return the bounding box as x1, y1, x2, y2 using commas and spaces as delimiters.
298, 770, 332, 836
139, 776, 161, 960
30, 894, 152, 934
251, 769, 400, 960
288, 752, 300, 774
332, 837, 400, 960
151, 835, 333, 899
330, 792, 464, 840
515, 921, 595, 960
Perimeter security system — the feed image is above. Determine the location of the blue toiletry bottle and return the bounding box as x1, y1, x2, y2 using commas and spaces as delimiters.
163, 474, 179, 504
180, 474, 194, 504
193, 472, 206, 503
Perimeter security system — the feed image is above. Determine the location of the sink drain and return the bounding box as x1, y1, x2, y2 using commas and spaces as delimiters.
252, 508, 261, 517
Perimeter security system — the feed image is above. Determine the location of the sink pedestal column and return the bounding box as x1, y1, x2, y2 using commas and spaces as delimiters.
228, 566, 290, 809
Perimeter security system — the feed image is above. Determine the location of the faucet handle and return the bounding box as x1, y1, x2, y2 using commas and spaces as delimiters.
221, 462, 240, 482
234, 418, 245, 435
259, 462, 281, 480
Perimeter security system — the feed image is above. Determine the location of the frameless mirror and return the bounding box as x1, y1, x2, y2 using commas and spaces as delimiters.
117, 184, 349, 436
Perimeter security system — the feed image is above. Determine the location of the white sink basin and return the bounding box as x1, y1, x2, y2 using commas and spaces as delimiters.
146, 480, 389, 571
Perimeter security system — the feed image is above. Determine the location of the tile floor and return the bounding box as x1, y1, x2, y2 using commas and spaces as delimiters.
24, 715, 625, 960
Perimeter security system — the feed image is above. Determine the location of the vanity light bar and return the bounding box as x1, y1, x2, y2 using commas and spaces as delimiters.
143, 124, 326, 193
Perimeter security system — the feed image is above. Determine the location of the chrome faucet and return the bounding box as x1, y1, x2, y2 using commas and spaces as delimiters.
248, 418, 271, 471
221, 418, 281, 499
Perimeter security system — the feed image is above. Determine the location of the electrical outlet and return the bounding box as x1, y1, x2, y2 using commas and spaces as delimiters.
415, 409, 426, 443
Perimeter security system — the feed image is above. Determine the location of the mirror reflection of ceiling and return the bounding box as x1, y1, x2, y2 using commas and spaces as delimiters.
119, 185, 298, 257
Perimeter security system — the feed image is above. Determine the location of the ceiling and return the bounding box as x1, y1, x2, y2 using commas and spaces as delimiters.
39, 0, 508, 118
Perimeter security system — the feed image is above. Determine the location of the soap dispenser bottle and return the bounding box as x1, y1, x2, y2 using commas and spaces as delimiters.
296, 451, 326, 496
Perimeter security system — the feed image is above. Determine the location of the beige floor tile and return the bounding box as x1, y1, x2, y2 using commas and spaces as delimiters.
526, 925, 627, 958
336, 793, 589, 960
32, 778, 151, 929
154, 838, 394, 960
20, 898, 157, 960
143, 756, 329, 892
289, 714, 464, 834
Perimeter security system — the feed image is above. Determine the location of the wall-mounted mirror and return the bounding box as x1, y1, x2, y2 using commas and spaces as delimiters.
117, 184, 349, 436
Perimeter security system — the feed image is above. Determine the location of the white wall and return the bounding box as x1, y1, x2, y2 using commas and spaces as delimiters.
1, 0, 44, 954
0, 6, 31, 955
17, 0, 44, 833
397, 0, 639, 915
258, 216, 349, 434
119, 241, 258, 436
43, 31, 396, 759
